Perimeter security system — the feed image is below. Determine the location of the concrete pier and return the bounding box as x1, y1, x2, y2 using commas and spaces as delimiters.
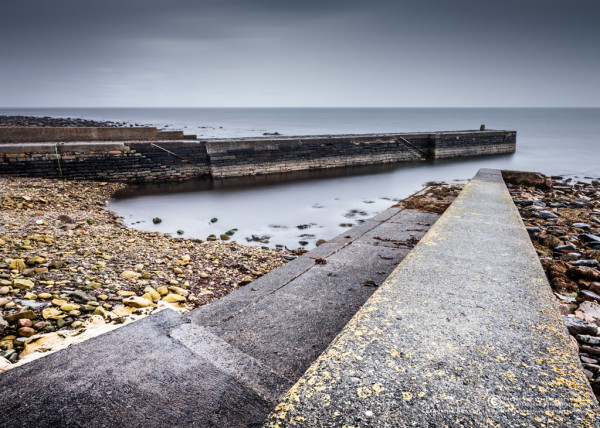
0, 129, 516, 182
267, 169, 600, 427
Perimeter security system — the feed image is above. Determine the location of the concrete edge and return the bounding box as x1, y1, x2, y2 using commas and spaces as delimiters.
264, 168, 600, 427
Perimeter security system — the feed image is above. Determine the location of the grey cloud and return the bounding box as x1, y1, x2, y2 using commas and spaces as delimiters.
1, 0, 598, 107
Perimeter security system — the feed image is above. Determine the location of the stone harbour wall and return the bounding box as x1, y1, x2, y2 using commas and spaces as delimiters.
0, 127, 193, 143
206, 133, 434, 178
0, 142, 210, 183
0, 130, 516, 183
433, 130, 516, 158
207, 130, 516, 177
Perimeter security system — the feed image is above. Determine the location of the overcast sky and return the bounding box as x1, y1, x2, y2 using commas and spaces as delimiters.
1, 0, 599, 107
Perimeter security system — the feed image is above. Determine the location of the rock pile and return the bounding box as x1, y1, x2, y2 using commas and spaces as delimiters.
507, 171, 600, 399
0, 115, 127, 128
0, 176, 287, 368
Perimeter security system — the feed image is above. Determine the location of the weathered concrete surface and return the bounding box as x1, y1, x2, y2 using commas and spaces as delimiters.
267, 169, 600, 427
0, 127, 188, 142
0, 142, 129, 154
0, 200, 438, 427
186, 207, 439, 382
0, 310, 276, 428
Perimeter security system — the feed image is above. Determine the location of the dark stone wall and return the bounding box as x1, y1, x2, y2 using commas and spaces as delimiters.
207, 134, 435, 177
0, 127, 195, 143
433, 131, 517, 158
0, 131, 516, 183
0, 141, 210, 183
206, 131, 516, 177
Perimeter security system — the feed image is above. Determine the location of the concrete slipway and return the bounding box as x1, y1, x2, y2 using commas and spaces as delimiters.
0, 169, 598, 427
0, 182, 440, 427
267, 169, 600, 427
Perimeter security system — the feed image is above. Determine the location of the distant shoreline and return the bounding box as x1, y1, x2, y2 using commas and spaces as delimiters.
0, 115, 128, 128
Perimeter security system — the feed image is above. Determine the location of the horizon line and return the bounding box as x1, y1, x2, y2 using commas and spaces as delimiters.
1, 106, 600, 109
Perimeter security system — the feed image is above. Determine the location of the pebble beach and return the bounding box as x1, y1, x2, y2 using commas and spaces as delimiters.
0, 176, 288, 369
1, 114, 599, 406
507, 172, 600, 399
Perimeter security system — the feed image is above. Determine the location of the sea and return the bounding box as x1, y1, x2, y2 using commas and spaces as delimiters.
2, 107, 599, 249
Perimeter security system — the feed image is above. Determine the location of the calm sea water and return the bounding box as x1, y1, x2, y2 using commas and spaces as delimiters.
3, 108, 599, 248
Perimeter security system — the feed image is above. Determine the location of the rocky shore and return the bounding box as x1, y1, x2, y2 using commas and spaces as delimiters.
0, 176, 288, 369
0, 115, 129, 128
505, 171, 600, 400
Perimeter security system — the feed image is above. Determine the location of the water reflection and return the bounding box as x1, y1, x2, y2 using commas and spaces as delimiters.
110, 154, 513, 249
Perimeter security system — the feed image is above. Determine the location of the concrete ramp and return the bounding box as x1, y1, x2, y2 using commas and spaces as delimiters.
0, 310, 278, 427
267, 169, 600, 427
0, 195, 440, 427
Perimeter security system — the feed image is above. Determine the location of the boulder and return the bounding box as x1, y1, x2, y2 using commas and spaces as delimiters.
575, 301, 600, 326
542, 235, 561, 248
590, 282, 600, 294
544, 260, 578, 292
570, 260, 600, 267
57, 214, 75, 224
142, 288, 161, 302
12, 279, 34, 290
17, 327, 35, 337
163, 293, 186, 303
538, 211, 559, 220
568, 266, 600, 282
577, 335, 600, 346
168, 286, 188, 296
92, 307, 108, 318
563, 316, 598, 336
556, 244, 577, 252
577, 290, 600, 304
581, 234, 600, 244
4, 310, 36, 324
17, 318, 32, 328
123, 296, 153, 308
501, 170, 553, 191
41, 308, 65, 320
19, 332, 62, 358
121, 270, 141, 280
59, 303, 80, 312
8, 259, 26, 271
572, 223, 591, 230
26, 256, 46, 265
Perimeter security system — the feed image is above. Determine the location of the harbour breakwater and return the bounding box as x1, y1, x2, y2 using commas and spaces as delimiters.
0, 127, 516, 182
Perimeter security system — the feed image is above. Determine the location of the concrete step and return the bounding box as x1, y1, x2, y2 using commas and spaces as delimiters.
170, 323, 294, 405
187, 208, 437, 380
0, 310, 275, 427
